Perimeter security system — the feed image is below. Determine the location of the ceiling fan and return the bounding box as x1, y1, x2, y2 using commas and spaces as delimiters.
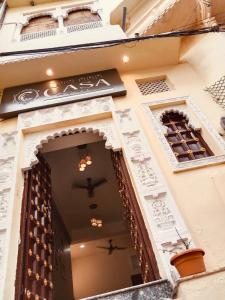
72, 177, 107, 197
97, 239, 127, 255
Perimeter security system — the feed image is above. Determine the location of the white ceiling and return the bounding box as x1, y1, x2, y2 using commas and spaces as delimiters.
43, 134, 127, 243
71, 234, 133, 259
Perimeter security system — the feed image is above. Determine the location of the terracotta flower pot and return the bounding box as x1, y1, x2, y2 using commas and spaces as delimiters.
170, 248, 206, 277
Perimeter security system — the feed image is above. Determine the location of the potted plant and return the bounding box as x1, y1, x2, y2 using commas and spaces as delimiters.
166, 229, 206, 277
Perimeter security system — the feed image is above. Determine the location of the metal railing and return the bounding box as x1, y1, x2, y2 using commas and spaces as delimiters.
66, 21, 103, 33
20, 28, 57, 41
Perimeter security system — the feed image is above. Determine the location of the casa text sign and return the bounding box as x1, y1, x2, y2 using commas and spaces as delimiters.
0, 69, 126, 118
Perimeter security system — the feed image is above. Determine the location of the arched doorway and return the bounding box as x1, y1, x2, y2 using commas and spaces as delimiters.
15, 131, 160, 300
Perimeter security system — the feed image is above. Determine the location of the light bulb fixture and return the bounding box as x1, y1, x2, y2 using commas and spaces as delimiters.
85, 155, 92, 165
91, 218, 98, 227
122, 55, 130, 63
80, 159, 86, 168
97, 219, 103, 227
91, 218, 103, 228
80, 244, 85, 249
46, 68, 54, 76
77, 144, 93, 172
79, 165, 85, 172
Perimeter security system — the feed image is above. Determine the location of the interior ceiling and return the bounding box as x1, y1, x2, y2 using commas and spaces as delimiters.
43, 134, 127, 243
71, 234, 133, 259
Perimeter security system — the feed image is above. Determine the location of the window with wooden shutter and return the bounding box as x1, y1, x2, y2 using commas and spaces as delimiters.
64, 9, 100, 27
21, 16, 58, 34
162, 111, 214, 162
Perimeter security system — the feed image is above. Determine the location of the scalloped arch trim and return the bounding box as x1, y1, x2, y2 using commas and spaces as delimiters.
23, 122, 121, 170
159, 108, 199, 131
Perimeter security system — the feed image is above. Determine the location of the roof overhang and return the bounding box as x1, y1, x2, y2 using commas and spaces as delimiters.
0, 36, 180, 89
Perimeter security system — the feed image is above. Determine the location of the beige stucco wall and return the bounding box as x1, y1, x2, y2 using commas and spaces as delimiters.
1, 59, 225, 299
181, 33, 225, 86
1, 1, 225, 299
176, 270, 225, 300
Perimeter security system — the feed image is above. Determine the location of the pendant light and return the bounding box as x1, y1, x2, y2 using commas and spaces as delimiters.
77, 144, 93, 172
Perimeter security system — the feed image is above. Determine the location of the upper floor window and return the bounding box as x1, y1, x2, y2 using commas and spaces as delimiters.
21, 15, 58, 34
64, 9, 101, 27
162, 111, 214, 162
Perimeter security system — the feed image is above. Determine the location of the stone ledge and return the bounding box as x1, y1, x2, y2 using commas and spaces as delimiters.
172, 266, 225, 299
81, 279, 173, 300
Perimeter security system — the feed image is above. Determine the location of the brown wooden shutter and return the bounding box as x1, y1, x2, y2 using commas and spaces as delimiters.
162, 112, 214, 162
64, 9, 100, 27
21, 16, 58, 34
111, 151, 160, 283
16, 156, 54, 300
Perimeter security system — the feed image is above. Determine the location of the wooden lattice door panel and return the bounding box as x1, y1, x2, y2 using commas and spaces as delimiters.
17, 156, 54, 300
111, 151, 160, 283
162, 112, 214, 162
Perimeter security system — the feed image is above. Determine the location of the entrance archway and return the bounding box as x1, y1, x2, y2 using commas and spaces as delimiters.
15, 131, 160, 300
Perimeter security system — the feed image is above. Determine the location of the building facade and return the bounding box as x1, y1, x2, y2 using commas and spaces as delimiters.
0, 0, 225, 299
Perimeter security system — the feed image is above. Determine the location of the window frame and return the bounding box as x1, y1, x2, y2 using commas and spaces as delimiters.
142, 96, 225, 172
162, 111, 214, 162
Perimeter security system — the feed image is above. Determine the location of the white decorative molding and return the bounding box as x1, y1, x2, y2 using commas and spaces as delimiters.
113, 108, 192, 282
0, 131, 17, 159
143, 96, 225, 172
20, 97, 119, 170
0, 189, 10, 229
22, 119, 121, 170
0, 131, 17, 300
0, 229, 6, 286
18, 96, 114, 130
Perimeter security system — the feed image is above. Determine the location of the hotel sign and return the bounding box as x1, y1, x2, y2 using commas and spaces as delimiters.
0, 69, 126, 118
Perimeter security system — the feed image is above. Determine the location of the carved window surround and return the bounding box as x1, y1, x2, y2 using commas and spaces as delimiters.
1, 96, 195, 299
14, 2, 104, 42
143, 96, 225, 172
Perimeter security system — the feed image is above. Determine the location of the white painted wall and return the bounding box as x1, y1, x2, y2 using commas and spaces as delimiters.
71, 235, 139, 299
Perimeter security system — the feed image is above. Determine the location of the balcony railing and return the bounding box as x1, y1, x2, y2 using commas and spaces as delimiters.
19, 21, 103, 42
66, 21, 103, 33
20, 28, 57, 41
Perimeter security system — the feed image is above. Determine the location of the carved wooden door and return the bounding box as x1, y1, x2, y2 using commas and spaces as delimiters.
16, 156, 54, 300
111, 151, 160, 283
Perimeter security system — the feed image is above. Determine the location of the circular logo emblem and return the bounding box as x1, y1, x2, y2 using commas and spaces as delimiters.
14, 89, 39, 105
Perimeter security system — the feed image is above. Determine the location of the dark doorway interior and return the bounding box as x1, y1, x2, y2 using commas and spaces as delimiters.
16, 133, 159, 300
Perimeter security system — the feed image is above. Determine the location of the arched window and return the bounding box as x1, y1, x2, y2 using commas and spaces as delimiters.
21, 15, 58, 34
64, 9, 101, 27
162, 111, 213, 162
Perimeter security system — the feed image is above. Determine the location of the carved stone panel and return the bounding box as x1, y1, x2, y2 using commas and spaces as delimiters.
0, 132, 17, 299
0, 132, 17, 159
0, 189, 10, 229
113, 108, 193, 281
18, 96, 114, 130
0, 158, 15, 190
22, 118, 121, 170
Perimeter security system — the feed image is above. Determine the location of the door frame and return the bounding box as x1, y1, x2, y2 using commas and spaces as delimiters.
1, 96, 192, 300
